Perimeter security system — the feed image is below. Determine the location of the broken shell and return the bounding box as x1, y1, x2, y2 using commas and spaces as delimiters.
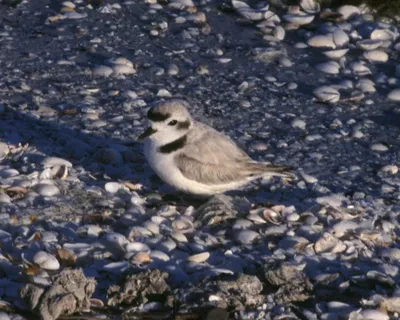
337, 5, 360, 20
262, 208, 281, 225
307, 34, 335, 49
283, 12, 314, 25
332, 29, 349, 47
322, 48, 349, 59
130, 252, 151, 265
314, 233, 346, 254
41, 157, 73, 168
370, 29, 396, 41
172, 217, 194, 233
316, 61, 340, 74
313, 86, 340, 103
356, 39, 383, 50
363, 50, 388, 63
300, 0, 320, 14
187, 252, 210, 263
55, 248, 76, 266
33, 251, 60, 270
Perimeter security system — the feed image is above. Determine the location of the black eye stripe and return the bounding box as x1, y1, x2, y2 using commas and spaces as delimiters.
147, 109, 170, 122
177, 120, 191, 130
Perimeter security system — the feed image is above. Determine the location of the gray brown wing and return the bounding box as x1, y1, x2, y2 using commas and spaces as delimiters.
174, 123, 258, 185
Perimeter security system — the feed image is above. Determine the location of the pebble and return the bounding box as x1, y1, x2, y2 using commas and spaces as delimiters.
291, 118, 306, 130
380, 165, 398, 175
363, 50, 389, 63
105, 182, 121, 193
187, 252, 210, 263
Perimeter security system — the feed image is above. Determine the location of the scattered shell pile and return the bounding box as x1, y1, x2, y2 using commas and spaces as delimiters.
0, 0, 399, 319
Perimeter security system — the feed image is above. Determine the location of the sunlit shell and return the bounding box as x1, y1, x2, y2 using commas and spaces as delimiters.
172, 217, 194, 233
283, 12, 315, 25
349, 61, 371, 76
300, 0, 320, 14
316, 61, 340, 74
307, 34, 335, 49
370, 29, 396, 41
388, 89, 400, 101
130, 252, 151, 265
314, 233, 346, 254
126, 242, 150, 253
313, 86, 340, 103
33, 251, 60, 270
187, 252, 210, 263
337, 5, 360, 20
262, 208, 281, 225
332, 29, 349, 47
356, 39, 383, 50
231, 1, 270, 21
54, 248, 76, 266
322, 48, 349, 59
363, 50, 388, 63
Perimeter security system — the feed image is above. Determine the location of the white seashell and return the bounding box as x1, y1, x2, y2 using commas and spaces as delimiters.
0, 193, 11, 204
356, 39, 383, 50
380, 165, 398, 175
103, 261, 130, 274
337, 5, 360, 20
371, 143, 388, 152
109, 57, 133, 67
33, 251, 60, 270
316, 61, 340, 74
283, 12, 314, 25
143, 220, 160, 235
126, 242, 150, 253
313, 86, 340, 103
274, 26, 285, 41
332, 29, 349, 47
112, 64, 136, 75
170, 232, 188, 243
187, 252, 210, 263
35, 183, 60, 197
41, 157, 72, 168
232, 1, 270, 21
363, 50, 388, 63
349, 61, 371, 76
149, 250, 170, 262
300, 0, 320, 14
235, 230, 260, 244
314, 233, 346, 254
371, 29, 395, 41
307, 34, 335, 48
0, 143, 9, 161
360, 310, 389, 320
105, 182, 120, 193
356, 79, 375, 93
0, 168, 19, 178
387, 89, 400, 101
172, 218, 194, 233
322, 48, 348, 59
92, 65, 113, 77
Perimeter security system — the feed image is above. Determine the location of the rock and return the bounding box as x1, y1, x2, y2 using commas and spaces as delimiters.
263, 262, 313, 304
20, 268, 96, 320
106, 270, 170, 307
388, 89, 400, 101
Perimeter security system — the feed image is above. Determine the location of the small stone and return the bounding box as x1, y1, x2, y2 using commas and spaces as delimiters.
113, 64, 136, 75
167, 64, 179, 75
388, 89, 400, 101
380, 165, 398, 175
157, 89, 172, 97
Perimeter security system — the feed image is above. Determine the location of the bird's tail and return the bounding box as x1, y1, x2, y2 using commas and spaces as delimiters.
246, 162, 294, 179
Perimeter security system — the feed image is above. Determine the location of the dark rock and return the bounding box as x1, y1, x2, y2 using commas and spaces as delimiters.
20, 268, 96, 320
263, 262, 313, 304
106, 269, 170, 307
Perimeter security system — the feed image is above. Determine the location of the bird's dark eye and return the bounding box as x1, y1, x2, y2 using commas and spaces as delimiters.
168, 120, 178, 126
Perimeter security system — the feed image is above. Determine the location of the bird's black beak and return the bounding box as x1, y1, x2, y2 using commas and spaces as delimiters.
138, 127, 157, 140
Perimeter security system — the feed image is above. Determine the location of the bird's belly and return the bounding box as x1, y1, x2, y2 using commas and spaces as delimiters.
144, 142, 184, 188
